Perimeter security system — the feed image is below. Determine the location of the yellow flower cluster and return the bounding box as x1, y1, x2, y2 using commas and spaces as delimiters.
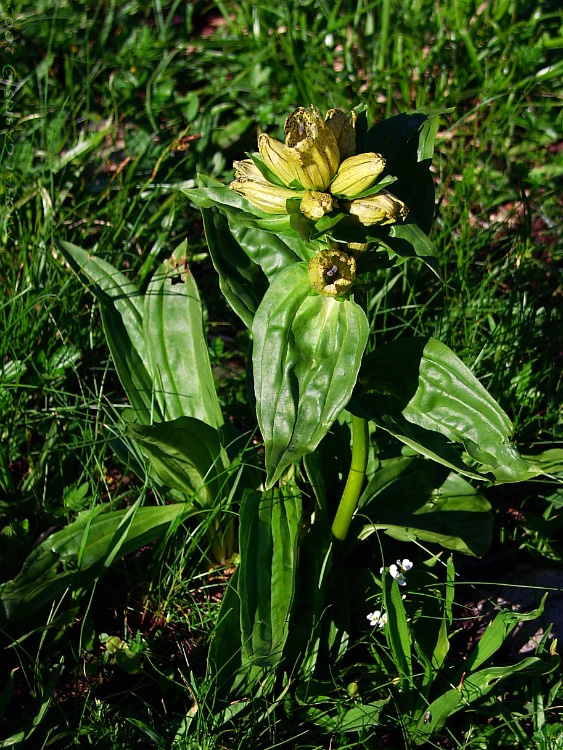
230, 106, 408, 227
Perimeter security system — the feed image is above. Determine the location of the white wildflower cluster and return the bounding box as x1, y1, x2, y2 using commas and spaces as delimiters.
380, 558, 414, 587
367, 560, 414, 629
366, 610, 388, 629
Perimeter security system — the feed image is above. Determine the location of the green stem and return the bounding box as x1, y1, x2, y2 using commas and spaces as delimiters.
331, 415, 369, 541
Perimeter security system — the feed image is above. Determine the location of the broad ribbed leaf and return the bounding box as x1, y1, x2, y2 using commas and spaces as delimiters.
364, 111, 443, 233
201, 205, 267, 327
351, 337, 541, 483
238, 484, 302, 667
357, 457, 492, 556
186, 179, 298, 240
185, 182, 259, 213
144, 248, 223, 429
186, 180, 317, 326
389, 224, 439, 277
253, 264, 369, 488
330, 216, 440, 278
126, 417, 228, 506
58, 240, 158, 423
0, 502, 196, 625
227, 215, 316, 276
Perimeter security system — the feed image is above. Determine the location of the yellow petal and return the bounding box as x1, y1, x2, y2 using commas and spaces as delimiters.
325, 109, 357, 160
258, 134, 299, 186
344, 190, 409, 225
230, 178, 297, 214
284, 106, 340, 189
299, 138, 342, 189
330, 153, 386, 198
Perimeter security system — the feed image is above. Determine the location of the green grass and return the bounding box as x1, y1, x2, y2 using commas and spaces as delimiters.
1, 0, 563, 747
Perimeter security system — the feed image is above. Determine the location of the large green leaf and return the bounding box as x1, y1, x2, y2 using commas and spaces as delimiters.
198, 205, 268, 328
186, 179, 300, 241
253, 264, 369, 488
143, 249, 223, 429
357, 456, 492, 556
238, 484, 302, 668
126, 417, 228, 506
377, 223, 440, 278
0, 502, 196, 625
185, 180, 318, 327
363, 111, 444, 233
58, 240, 159, 423
350, 337, 541, 483
331, 219, 440, 278
226, 214, 316, 276
61, 241, 223, 430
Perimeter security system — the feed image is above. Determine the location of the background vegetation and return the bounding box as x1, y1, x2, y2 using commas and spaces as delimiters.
1, 0, 562, 747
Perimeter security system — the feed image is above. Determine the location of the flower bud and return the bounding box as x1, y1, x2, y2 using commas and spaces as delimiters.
330, 152, 386, 198
325, 108, 357, 161
344, 190, 409, 226
284, 107, 340, 190
258, 134, 298, 187
308, 249, 356, 297
300, 190, 338, 221
230, 178, 297, 214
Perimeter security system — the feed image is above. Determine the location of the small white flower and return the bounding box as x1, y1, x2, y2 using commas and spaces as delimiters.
367, 610, 380, 626
386, 563, 407, 586
367, 610, 387, 628
389, 564, 406, 584
381, 559, 413, 586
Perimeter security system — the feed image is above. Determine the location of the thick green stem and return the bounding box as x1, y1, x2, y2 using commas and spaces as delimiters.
331, 415, 369, 541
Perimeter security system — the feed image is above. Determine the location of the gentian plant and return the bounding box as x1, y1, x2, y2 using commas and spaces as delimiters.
3, 104, 555, 744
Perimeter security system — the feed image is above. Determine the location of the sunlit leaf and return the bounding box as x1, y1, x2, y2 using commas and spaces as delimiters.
0, 502, 196, 625
126, 417, 228, 506
144, 248, 223, 429
253, 264, 369, 488
351, 337, 541, 483
238, 484, 302, 667
58, 240, 158, 423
